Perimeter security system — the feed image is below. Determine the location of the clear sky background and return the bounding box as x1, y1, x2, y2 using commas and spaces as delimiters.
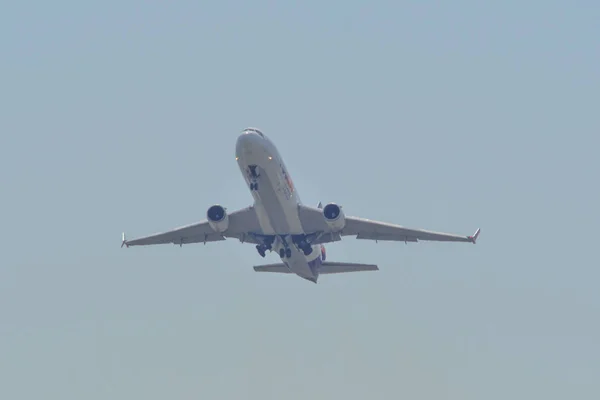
1, 1, 599, 399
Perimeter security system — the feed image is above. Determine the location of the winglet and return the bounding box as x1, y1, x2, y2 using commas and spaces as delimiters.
468, 228, 481, 244
121, 232, 128, 248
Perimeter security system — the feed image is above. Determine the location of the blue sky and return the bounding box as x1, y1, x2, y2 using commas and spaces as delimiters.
1, 1, 599, 398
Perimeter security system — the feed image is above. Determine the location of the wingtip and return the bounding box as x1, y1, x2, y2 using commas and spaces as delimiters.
121, 232, 128, 248
469, 228, 481, 244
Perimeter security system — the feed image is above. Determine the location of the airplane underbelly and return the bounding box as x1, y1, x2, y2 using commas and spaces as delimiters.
285, 251, 320, 278
251, 160, 304, 235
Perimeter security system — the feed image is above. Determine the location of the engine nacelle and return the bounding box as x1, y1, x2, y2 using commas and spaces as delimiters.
206, 204, 229, 233
322, 203, 346, 231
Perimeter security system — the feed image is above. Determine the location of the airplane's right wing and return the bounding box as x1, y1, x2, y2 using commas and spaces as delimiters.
122, 206, 264, 247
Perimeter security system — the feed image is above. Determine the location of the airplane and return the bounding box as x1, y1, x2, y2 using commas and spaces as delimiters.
121, 127, 480, 283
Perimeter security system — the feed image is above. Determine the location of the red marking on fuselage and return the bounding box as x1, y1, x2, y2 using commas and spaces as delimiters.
281, 165, 294, 192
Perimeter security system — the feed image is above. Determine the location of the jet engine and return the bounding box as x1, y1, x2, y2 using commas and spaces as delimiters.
207, 204, 229, 233
322, 203, 346, 231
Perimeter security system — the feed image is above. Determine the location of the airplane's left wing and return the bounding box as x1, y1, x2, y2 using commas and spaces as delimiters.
122, 206, 263, 247
298, 205, 480, 245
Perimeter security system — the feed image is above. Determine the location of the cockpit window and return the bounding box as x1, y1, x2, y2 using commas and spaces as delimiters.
244, 128, 265, 138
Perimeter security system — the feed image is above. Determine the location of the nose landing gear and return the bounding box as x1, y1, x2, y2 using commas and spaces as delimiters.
247, 165, 260, 191
248, 165, 259, 178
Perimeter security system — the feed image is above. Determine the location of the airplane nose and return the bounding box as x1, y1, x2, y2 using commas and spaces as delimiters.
236, 132, 252, 150
236, 132, 257, 157
236, 129, 262, 153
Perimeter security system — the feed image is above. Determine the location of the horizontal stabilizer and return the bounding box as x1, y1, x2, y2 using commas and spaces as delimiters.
253, 261, 378, 274
318, 261, 379, 274
253, 263, 293, 273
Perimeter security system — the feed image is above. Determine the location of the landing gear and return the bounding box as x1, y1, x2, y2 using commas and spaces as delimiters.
292, 235, 313, 256
297, 240, 313, 256
278, 246, 292, 258
255, 237, 274, 258
247, 165, 260, 191
276, 235, 294, 259
256, 244, 267, 257
248, 165, 259, 178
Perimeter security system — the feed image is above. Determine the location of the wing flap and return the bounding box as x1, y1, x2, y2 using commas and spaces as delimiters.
123, 223, 225, 246
356, 231, 419, 242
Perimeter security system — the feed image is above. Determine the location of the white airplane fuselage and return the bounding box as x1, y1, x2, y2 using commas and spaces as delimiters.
235, 129, 325, 282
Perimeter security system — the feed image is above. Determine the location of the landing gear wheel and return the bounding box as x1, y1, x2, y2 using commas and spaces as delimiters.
250, 182, 258, 191
256, 245, 266, 258
296, 239, 313, 256
279, 248, 285, 258
285, 248, 292, 258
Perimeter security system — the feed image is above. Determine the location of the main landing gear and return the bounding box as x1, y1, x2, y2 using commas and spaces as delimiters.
279, 247, 292, 258
255, 236, 274, 258
254, 235, 313, 259
279, 236, 313, 258
291, 235, 313, 256
275, 235, 293, 259
297, 240, 313, 256
256, 244, 267, 257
